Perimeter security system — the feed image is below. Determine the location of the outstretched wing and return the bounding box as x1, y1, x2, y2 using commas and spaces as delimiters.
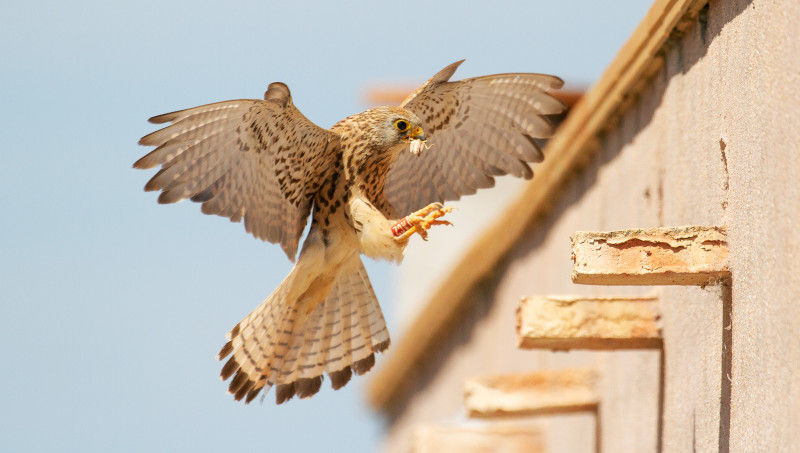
136, 83, 340, 261
384, 60, 565, 216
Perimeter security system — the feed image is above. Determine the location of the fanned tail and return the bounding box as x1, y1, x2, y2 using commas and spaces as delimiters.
216, 254, 390, 404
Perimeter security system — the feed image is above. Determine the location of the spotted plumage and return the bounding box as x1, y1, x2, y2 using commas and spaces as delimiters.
135, 60, 565, 404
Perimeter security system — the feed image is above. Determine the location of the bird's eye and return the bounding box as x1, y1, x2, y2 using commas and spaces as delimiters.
394, 119, 409, 132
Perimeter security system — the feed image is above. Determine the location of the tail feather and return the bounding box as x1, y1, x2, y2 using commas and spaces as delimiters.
218, 254, 391, 404
323, 262, 387, 376
355, 265, 391, 351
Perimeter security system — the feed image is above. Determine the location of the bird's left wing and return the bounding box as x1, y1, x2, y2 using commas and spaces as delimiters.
384, 60, 565, 216
136, 83, 340, 261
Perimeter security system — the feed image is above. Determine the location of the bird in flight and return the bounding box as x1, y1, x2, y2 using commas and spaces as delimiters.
135, 60, 564, 404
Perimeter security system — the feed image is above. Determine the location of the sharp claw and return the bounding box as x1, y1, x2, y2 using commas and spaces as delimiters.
391, 203, 453, 242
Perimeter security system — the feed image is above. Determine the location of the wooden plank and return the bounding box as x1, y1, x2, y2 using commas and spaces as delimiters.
464, 369, 598, 418
413, 424, 545, 453
517, 296, 661, 350
571, 226, 729, 285
367, 0, 710, 410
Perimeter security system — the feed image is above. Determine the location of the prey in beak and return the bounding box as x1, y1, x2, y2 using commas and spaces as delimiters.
405, 126, 430, 156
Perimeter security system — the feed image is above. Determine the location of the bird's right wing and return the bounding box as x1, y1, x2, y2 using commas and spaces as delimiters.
385, 60, 565, 216
136, 83, 340, 261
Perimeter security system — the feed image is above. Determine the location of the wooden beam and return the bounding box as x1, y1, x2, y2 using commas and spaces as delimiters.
464, 369, 598, 418
413, 424, 545, 453
571, 226, 729, 286
517, 295, 661, 349
367, 0, 710, 410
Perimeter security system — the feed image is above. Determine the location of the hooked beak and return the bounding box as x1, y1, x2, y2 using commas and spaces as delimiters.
408, 126, 425, 142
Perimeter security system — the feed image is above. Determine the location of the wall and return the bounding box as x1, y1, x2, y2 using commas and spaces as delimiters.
380, 0, 800, 451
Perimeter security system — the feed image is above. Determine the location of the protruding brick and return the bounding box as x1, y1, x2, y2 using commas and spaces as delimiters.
464, 369, 598, 418
571, 226, 729, 285
413, 424, 545, 453
517, 295, 662, 349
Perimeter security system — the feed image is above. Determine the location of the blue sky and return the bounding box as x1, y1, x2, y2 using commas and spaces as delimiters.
1, 1, 650, 451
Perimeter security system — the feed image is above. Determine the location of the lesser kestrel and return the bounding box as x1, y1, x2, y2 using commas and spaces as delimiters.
136, 60, 564, 403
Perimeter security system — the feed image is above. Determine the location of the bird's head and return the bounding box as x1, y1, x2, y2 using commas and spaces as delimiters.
365, 106, 426, 152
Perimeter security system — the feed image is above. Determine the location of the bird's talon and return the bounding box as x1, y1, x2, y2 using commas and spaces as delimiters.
391, 203, 453, 242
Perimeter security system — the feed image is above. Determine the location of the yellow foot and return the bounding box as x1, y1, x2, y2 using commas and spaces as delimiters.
391, 202, 453, 242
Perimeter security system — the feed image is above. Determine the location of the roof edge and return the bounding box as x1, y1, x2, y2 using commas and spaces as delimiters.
367, 0, 710, 410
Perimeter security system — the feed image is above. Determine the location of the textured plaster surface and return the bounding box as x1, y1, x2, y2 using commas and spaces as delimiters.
464, 369, 598, 417
517, 296, 662, 349
382, 1, 800, 451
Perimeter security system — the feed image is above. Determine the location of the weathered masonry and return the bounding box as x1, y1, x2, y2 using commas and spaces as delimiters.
368, 0, 800, 452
